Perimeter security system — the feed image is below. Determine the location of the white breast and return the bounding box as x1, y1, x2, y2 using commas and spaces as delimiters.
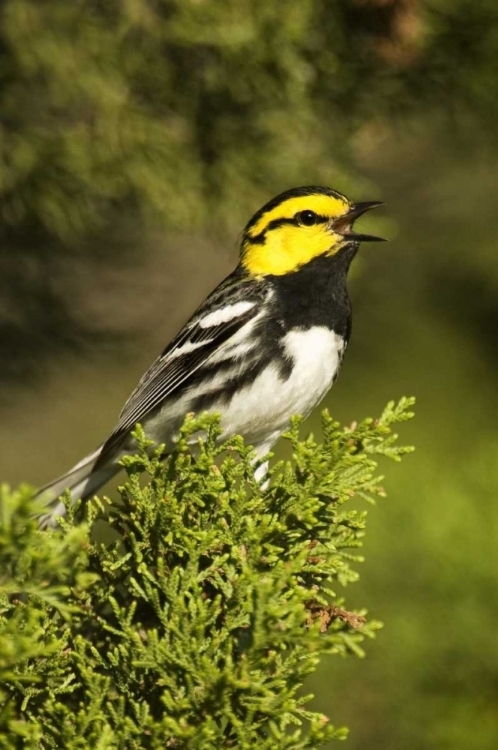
144, 325, 345, 457
217, 326, 345, 447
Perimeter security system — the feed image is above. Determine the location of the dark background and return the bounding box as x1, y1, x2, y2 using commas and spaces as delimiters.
1, 2, 497, 747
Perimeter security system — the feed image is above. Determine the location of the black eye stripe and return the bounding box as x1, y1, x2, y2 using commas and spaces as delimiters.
245, 213, 329, 244
245, 217, 295, 244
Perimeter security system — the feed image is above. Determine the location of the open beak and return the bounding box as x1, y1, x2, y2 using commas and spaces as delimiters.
331, 201, 386, 242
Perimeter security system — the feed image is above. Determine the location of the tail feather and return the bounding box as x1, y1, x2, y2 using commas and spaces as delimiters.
36, 445, 120, 529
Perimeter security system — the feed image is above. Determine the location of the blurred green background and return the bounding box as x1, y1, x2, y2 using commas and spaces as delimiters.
1, 1, 497, 747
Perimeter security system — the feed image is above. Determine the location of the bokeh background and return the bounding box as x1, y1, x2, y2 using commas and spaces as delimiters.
1, 1, 497, 747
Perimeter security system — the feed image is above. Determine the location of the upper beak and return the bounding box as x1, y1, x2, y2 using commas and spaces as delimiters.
331, 201, 387, 242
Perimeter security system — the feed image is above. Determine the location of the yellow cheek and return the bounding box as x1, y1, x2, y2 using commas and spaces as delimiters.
242, 226, 343, 277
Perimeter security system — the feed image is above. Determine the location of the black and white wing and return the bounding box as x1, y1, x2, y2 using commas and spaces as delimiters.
96, 270, 267, 463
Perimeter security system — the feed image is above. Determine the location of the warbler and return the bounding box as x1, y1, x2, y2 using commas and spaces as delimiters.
37, 186, 384, 527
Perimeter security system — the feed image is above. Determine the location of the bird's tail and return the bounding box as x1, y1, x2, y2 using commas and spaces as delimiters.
36, 445, 120, 529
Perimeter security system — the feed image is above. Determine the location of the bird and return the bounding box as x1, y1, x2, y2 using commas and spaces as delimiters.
37, 186, 385, 527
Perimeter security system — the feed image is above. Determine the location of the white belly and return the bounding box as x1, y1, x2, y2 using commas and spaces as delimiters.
144, 326, 345, 455
218, 326, 345, 446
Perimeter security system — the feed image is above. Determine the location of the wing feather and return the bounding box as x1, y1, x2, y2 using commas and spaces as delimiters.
96, 271, 266, 464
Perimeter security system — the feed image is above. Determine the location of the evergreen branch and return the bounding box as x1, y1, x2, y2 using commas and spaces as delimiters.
0, 399, 414, 748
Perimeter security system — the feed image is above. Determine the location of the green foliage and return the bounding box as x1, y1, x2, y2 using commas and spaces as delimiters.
0, 399, 413, 749
2, 0, 497, 240
3, 0, 498, 383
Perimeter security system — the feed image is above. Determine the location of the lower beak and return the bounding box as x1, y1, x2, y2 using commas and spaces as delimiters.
331, 201, 386, 242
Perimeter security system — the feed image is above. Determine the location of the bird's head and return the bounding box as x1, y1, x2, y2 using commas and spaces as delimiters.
241, 186, 385, 277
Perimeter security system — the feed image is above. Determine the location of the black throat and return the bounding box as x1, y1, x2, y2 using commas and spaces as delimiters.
268, 246, 358, 340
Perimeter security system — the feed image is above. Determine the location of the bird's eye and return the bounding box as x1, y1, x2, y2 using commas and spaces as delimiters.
296, 210, 318, 227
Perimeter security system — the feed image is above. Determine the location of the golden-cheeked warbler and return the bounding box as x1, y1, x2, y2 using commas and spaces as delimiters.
38, 186, 384, 527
